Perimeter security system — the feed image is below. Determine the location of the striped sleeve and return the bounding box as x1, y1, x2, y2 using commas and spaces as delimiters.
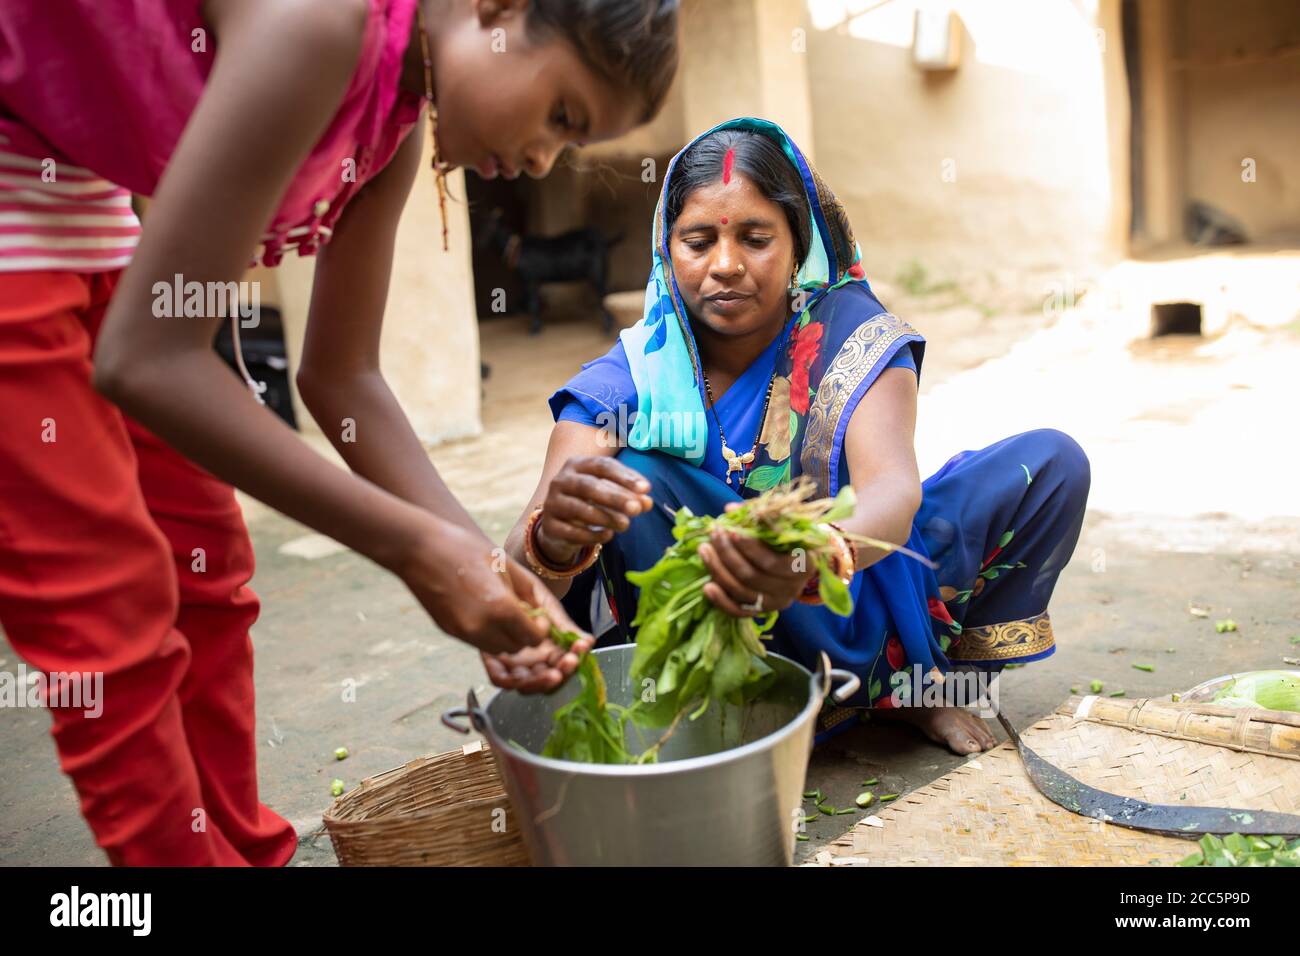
0, 148, 141, 272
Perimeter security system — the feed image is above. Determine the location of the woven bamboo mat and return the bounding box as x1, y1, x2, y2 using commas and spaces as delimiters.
807, 710, 1300, 867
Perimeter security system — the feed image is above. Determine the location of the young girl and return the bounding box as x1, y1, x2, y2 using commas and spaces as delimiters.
488, 118, 1091, 755
0, 0, 678, 865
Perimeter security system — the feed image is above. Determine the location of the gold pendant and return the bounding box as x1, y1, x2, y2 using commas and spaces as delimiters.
721, 444, 754, 485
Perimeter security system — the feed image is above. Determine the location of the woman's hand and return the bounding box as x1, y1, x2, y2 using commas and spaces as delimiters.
534, 457, 653, 568
699, 525, 815, 618
399, 519, 589, 656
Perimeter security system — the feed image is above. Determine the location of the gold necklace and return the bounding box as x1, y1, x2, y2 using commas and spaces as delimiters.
416, 3, 451, 251
701, 367, 778, 486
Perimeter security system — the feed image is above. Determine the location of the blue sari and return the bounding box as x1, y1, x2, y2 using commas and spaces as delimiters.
549, 119, 1091, 739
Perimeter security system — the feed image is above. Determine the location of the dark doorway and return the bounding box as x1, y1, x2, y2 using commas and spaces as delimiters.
1151, 301, 1203, 337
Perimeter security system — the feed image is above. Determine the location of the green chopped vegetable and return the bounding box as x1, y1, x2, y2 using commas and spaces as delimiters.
1070, 686, 1079, 695
817, 804, 837, 816
1215, 619, 1238, 633
879, 793, 899, 802
333, 747, 349, 761
330, 779, 344, 798
1132, 663, 1154, 673
835, 807, 856, 815
855, 792, 875, 808
1108, 690, 1127, 698
1211, 670, 1300, 713
861, 778, 879, 787
796, 834, 809, 842
1178, 833, 1300, 867
1089, 680, 1104, 694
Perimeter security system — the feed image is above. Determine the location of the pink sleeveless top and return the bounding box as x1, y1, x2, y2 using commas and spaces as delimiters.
0, 0, 421, 268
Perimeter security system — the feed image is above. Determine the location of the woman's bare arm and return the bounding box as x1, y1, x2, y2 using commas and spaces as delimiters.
840, 365, 926, 569
504, 421, 625, 599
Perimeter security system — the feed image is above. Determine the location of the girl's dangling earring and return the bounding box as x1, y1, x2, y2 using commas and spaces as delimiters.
417, 4, 451, 252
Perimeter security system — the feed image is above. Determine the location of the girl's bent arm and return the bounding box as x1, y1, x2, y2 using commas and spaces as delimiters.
91, 0, 568, 654
296, 127, 482, 536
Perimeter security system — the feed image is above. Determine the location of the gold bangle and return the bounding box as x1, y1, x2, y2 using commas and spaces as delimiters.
523, 507, 600, 580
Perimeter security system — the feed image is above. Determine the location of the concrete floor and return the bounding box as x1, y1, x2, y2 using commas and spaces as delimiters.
3, 250, 1298, 866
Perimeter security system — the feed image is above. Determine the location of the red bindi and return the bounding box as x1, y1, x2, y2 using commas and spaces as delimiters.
722, 147, 735, 185
720, 216, 728, 225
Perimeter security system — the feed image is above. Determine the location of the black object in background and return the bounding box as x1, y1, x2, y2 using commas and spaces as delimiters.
212, 305, 298, 429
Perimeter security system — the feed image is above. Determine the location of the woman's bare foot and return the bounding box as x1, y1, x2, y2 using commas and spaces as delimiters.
875, 705, 998, 755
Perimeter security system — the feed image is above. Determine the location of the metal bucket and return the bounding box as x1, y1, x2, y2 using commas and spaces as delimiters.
441, 645, 858, 866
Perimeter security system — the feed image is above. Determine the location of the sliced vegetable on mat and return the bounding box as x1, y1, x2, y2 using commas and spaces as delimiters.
1177, 833, 1300, 867
1211, 671, 1300, 713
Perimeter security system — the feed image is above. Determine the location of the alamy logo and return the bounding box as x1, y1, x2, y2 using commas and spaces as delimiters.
595, 405, 708, 459
889, 664, 1001, 717
0, 666, 102, 718
152, 273, 260, 328
50, 886, 151, 936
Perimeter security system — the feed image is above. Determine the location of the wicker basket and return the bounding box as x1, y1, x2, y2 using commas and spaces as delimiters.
323, 742, 530, 867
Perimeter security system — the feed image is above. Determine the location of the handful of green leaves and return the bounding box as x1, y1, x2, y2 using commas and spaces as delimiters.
539, 478, 933, 764
540, 625, 633, 764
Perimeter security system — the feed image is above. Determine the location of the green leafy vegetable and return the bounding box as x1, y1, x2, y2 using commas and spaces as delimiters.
540, 626, 633, 764
538, 480, 933, 764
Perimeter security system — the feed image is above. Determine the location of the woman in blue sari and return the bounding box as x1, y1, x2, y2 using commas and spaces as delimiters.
487, 118, 1090, 755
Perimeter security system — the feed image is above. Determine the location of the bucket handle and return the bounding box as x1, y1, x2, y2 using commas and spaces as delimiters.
816, 650, 861, 704
440, 687, 489, 734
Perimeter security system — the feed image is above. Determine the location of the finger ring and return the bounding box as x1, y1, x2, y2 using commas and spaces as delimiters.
742, 593, 765, 613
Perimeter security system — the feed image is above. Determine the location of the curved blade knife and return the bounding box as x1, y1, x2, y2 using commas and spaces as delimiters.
996, 711, 1300, 839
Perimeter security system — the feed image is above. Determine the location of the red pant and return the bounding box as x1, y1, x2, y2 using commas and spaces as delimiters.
0, 270, 296, 866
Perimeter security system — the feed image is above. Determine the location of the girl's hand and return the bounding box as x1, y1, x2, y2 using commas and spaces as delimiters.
481, 627, 595, 694
699, 526, 814, 618
399, 520, 590, 655
535, 457, 653, 567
